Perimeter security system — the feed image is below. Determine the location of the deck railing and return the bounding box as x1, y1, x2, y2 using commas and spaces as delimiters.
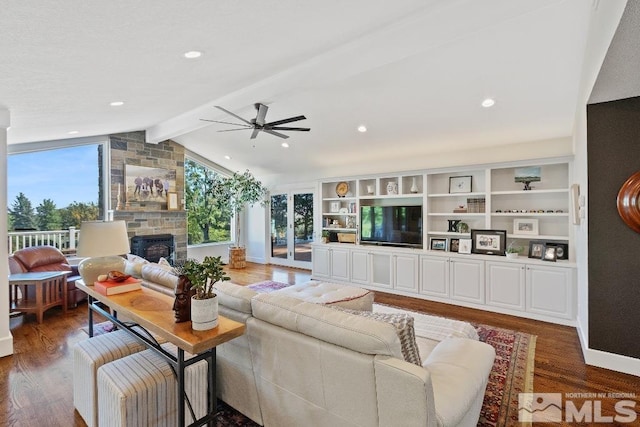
8, 227, 78, 254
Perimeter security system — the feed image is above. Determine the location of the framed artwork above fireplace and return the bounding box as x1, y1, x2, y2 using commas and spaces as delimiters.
125, 164, 176, 204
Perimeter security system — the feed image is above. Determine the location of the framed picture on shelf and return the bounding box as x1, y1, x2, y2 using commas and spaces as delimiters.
528, 241, 545, 259
458, 238, 472, 254
430, 238, 447, 251
471, 229, 506, 256
513, 218, 539, 235
545, 242, 569, 260
449, 238, 460, 253
449, 176, 472, 193
330, 201, 341, 213
167, 192, 179, 210
543, 245, 557, 262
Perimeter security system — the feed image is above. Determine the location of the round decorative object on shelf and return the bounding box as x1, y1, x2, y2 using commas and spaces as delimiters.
617, 171, 640, 234
336, 182, 349, 197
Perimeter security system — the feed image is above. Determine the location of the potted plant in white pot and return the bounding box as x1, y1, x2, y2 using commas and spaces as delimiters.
506, 241, 523, 259
181, 256, 230, 330
211, 169, 268, 268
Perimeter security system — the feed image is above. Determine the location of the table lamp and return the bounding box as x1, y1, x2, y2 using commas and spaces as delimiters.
77, 220, 130, 285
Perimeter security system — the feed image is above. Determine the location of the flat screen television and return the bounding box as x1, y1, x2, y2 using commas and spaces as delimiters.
360, 205, 423, 248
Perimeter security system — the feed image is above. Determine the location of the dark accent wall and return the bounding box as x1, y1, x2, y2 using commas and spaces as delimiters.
587, 96, 640, 358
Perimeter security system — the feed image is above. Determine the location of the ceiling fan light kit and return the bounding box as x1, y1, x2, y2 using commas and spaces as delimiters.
201, 103, 310, 140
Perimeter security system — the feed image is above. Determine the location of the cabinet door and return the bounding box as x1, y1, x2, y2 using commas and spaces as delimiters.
486, 261, 525, 311
312, 246, 331, 279
350, 249, 370, 285
450, 258, 485, 304
419, 256, 449, 297
526, 265, 573, 319
330, 247, 350, 282
370, 252, 393, 289
394, 253, 418, 292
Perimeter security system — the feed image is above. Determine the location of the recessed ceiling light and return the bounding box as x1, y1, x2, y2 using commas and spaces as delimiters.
110, 101, 124, 107
224, 155, 231, 160
184, 51, 202, 59
281, 142, 289, 148
481, 98, 495, 108
68, 130, 79, 135
357, 125, 367, 133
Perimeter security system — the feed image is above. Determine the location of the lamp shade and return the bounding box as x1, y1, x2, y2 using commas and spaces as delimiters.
77, 220, 130, 257
77, 220, 130, 285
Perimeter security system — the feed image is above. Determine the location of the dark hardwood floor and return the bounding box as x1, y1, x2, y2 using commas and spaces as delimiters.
1, 262, 638, 426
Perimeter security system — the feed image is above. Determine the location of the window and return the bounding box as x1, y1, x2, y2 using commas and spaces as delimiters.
184, 157, 232, 245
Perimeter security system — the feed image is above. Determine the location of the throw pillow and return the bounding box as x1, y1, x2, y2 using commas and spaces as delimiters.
156, 257, 174, 272
127, 253, 149, 265
335, 308, 422, 366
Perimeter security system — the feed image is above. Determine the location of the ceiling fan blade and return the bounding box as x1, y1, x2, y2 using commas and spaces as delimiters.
264, 115, 306, 126
200, 118, 252, 128
214, 106, 253, 126
217, 128, 252, 132
270, 127, 310, 132
263, 129, 289, 139
250, 128, 260, 139
255, 103, 268, 126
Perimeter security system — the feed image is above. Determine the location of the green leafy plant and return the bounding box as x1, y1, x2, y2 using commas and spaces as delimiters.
506, 241, 524, 254
174, 256, 230, 300
210, 169, 269, 248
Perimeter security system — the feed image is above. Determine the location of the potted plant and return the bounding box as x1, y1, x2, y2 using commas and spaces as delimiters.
211, 169, 268, 268
180, 256, 230, 330
506, 241, 523, 259
321, 230, 330, 244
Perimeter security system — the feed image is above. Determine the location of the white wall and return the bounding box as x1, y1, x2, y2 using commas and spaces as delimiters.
0, 109, 14, 358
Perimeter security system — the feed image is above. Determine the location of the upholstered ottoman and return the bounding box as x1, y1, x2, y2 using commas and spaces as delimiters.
273, 280, 374, 311
97, 343, 208, 427
73, 330, 148, 427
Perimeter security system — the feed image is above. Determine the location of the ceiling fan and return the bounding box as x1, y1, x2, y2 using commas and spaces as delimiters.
201, 103, 310, 139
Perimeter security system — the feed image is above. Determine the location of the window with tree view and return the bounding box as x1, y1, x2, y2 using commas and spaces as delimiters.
185, 158, 232, 245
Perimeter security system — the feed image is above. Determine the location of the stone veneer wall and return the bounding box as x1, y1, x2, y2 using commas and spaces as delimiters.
109, 131, 187, 263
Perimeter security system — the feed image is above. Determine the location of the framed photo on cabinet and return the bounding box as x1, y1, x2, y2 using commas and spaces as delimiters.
458, 238, 472, 254
471, 229, 506, 256
430, 238, 447, 251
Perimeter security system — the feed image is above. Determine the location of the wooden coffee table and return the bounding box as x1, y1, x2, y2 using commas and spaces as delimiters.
9, 271, 68, 323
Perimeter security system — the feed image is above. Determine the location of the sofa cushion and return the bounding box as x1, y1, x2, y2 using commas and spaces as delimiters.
214, 282, 257, 314
141, 264, 178, 290
273, 281, 373, 311
124, 254, 149, 278
251, 293, 404, 360
336, 308, 422, 366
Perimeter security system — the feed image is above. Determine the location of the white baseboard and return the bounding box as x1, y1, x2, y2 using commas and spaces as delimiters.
584, 347, 640, 377
246, 256, 266, 264
0, 334, 14, 358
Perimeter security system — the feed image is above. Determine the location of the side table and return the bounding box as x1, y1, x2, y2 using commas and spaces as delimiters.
9, 271, 68, 323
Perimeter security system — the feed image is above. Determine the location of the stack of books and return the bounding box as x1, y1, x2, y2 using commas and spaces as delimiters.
94, 277, 142, 296
466, 197, 486, 213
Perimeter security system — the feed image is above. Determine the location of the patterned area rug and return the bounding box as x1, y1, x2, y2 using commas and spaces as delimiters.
246, 280, 291, 293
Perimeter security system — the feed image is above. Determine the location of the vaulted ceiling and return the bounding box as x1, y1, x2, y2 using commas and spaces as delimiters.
1, 1, 626, 183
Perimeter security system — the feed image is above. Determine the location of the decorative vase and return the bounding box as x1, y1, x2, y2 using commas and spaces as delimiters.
191, 295, 218, 331
410, 177, 419, 193
228, 246, 246, 269
386, 181, 398, 195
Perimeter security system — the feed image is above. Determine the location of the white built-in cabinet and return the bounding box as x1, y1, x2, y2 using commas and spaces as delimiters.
313, 158, 576, 325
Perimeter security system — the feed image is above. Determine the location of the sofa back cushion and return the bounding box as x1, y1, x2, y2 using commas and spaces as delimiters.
141, 264, 178, 290
13, 246, 71, 272
214, 282, 257, 314
251, 293, 403, 359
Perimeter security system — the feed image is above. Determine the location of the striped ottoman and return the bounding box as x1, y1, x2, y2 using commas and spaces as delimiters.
73, 330, 148, 427
97, 343, 209, 427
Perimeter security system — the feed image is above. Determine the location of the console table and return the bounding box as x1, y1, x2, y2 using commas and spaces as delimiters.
76, 279, 245, 427
9, 271, 68, 323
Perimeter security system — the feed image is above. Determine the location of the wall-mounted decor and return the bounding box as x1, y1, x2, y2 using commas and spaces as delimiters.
616, 171, 640, 233
514, 166, 541, 190
470, 229, 506, 256
449, 176, 472, 193
125, 164, 176, 203
513, 218, 539, 235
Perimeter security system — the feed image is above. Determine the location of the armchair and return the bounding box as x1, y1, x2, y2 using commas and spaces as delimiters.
9, 245, 85, 309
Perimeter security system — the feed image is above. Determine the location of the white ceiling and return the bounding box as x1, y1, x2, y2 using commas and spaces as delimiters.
1, 1, 626, 183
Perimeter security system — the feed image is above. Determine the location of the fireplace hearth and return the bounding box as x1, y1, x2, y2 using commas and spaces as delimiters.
130, 234, 174, 264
